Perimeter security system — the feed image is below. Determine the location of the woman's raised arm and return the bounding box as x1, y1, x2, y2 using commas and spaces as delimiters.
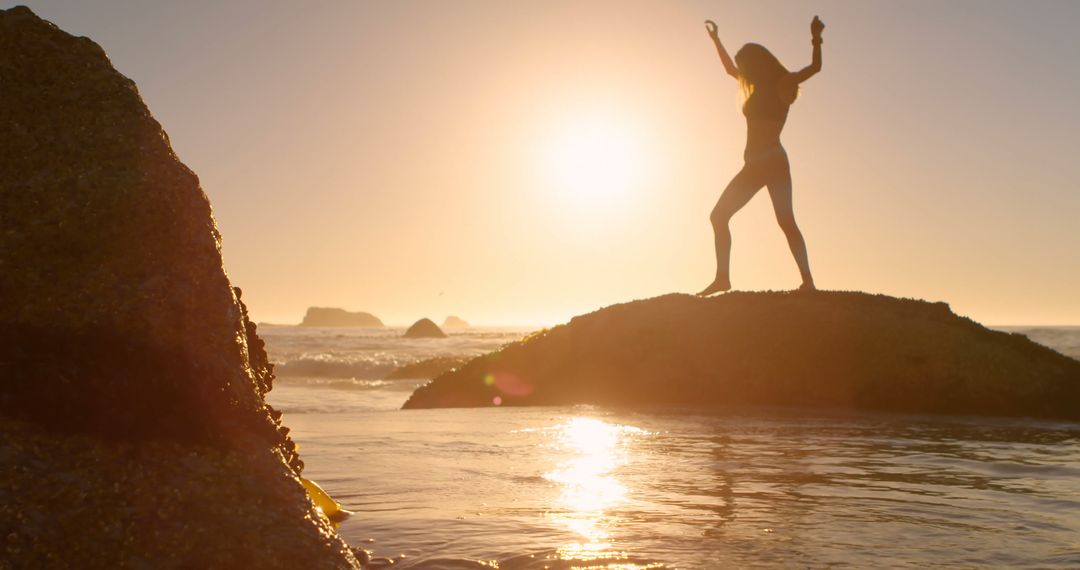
792, 15, 825, 84
705, 20, 739, 79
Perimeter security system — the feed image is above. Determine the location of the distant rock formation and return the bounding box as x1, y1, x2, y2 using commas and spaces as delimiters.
443, 315, 470, 328
404, 318, 448, 338
385, 356, 471, 379
0, 7, 358, 567
300, 307, 384, 327
403, 292, 1080, 420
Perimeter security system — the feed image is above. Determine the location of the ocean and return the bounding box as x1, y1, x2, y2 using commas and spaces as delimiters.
263, 325, 1080, 568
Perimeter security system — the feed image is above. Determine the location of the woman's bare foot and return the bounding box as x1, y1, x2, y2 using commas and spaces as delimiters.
697, 277, 731, 297
798, 279, 816, 292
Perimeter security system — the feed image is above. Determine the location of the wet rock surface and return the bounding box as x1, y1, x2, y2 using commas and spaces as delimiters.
0, 418, 356, 569
404, 291, 1080, 420
403, 318, 448, 339
301, 307, 384, 327
0, 6, 357, 567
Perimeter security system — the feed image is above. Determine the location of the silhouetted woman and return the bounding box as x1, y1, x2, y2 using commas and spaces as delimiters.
698, 16, 824, 296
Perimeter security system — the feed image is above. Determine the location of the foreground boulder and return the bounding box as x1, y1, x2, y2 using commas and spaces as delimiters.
404, 318, 448, 338
301, 307, 384, 327
404, 292, 1080, 420
0, 6, 358, 567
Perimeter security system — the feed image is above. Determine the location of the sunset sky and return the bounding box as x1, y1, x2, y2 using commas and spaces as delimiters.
12, 0, 1080, 326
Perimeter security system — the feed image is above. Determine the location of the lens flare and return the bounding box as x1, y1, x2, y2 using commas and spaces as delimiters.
483, 371, 533, 397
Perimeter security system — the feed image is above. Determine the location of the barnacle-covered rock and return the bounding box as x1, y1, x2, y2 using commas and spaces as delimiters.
0, 5, 357, 567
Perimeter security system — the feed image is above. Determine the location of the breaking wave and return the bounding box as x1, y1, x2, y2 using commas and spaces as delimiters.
274, 356, 401, 379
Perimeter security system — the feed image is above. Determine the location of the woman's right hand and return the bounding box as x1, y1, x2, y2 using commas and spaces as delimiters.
705, 20, 719, 38
811, 15, 825, 38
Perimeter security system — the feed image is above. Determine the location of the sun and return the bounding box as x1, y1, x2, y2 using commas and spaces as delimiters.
545, 115, 649, 210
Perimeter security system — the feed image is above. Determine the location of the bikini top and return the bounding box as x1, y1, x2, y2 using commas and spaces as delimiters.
743, 86, 791, 122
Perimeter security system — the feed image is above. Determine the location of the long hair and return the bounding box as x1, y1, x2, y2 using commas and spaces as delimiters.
735, 43, 797, 104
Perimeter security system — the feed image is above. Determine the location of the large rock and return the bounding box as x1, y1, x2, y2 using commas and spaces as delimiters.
403, 292, 1080, 420
300, 307, 384, 327
404, 318, 447, 339
0, 6, 358, 567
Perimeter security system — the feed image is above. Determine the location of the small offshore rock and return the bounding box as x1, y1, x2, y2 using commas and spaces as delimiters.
442, 315, 469, 328
403, 318, 447, 339
301, 307, 384, 327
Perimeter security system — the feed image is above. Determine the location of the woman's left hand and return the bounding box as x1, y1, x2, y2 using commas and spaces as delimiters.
811, 15, 825, 38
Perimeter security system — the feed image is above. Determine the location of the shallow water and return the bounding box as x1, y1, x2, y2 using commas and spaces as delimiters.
265, 326, 1080, 568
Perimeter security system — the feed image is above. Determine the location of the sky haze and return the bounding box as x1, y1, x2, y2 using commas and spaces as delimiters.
11, 0, 1080, 325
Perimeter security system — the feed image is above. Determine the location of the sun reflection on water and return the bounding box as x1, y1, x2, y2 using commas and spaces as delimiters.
542, 417, 652, 567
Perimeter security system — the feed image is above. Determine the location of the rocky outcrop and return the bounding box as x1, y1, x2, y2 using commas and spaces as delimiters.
385, 356, 471, 380
300, 307, 384, 327
443, 316, 469, 328
0, 6, 358, 567
403, 292, 1080, 420
0, 418, 355, 568
404, 318, 448, 339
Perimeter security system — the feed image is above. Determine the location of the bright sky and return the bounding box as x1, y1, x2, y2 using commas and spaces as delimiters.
11, 0, 1080, 326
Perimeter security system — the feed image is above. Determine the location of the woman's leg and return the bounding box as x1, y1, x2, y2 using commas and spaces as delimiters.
699, 166, 765, 296
766, 160, 814, 289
